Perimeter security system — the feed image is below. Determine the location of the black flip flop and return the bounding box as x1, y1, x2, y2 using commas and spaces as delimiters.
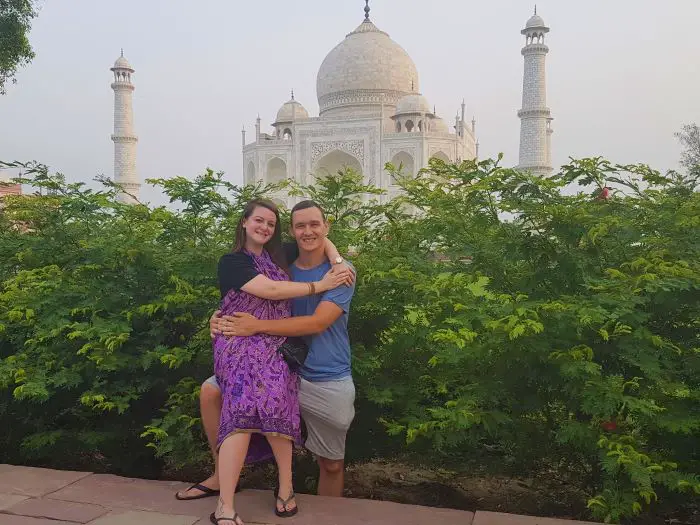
275, 491, 298, 518
175, 483, 220, 501
210, 512, 243, 525
176, 482, 242, 500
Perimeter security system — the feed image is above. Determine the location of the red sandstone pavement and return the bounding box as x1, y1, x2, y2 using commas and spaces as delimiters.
0, 465, 600, 525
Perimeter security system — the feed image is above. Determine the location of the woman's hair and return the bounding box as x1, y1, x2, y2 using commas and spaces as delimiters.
232, 199, 288, 274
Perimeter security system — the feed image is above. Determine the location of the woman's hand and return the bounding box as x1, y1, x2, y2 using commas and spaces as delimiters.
318, 266, 352, 292
337, 261, 356, 285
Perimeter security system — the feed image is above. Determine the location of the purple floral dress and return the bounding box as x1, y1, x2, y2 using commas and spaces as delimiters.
213, 249, 301, 463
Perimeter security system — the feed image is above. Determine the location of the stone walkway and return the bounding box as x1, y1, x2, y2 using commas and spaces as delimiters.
0, 464, 599, 524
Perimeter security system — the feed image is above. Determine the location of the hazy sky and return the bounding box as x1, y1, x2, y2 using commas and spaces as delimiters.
1, 0, 699, 204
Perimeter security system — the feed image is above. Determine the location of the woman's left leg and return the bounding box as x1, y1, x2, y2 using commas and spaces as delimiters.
266, 435, 296, 514
216, 432, 251, 523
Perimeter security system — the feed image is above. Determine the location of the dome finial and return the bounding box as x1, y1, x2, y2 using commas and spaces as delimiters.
364, 0, 370, 21
120, 48, 124, 57
534, 4, 537, 15
291, 89, 294, 100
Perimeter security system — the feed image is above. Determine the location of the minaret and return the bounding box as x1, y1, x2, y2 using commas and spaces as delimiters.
110, 50, 140, 203
517, 7, 553, 176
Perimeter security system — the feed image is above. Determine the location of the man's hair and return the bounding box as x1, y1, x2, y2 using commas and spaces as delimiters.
290, 200, 326, 224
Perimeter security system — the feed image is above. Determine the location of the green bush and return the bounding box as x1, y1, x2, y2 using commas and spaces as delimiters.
0, 163, 266, 475
353, 157, 700, 522
0, 158, 698, 522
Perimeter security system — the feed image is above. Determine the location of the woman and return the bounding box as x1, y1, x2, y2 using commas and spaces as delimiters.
212, 199, 350, 525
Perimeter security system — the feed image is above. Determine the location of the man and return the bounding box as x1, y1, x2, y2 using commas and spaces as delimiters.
176, 200, 356, 500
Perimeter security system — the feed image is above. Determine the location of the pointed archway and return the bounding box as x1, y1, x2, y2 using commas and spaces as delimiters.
246, 161, 256, 184
314, 150, 362, 179
431, 151, 450, 163
266, 157, 287, 183
390, 151, 415, 185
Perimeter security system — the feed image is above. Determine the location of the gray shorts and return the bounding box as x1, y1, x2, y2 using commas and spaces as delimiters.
299, 377, 355, 461
203, 375, 355, 460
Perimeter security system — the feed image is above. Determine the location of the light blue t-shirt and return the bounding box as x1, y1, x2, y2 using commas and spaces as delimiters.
290, 261, 355, 382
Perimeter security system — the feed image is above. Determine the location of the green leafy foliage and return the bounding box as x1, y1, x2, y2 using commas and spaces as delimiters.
1, 157, 698, 522
352, 156, 700, 522
0, 161, 270, 475
0, 0, 38, 94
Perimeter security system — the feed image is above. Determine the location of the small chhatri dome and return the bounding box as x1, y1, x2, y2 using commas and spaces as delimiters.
112, 50, 133, 71
524, 7, 547, 31
316, 2, 419, 116
431, 117, 449, 133
526, 14, 546, 28
274, 97, 309, 124
394, 93, 431, 116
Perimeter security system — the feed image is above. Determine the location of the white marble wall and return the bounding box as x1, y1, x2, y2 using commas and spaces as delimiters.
243, 112, 475, 206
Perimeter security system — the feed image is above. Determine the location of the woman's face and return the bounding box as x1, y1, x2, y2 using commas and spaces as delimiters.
242, 206, 277, 248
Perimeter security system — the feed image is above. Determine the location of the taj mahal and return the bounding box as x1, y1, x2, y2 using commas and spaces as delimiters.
109, 2, 553, 205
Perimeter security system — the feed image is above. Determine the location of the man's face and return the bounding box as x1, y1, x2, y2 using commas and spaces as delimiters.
291, 207, 328, 252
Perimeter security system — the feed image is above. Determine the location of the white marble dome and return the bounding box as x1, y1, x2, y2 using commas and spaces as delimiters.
316, 19, 418, 116
395, 93, 431, 116
112, 55, 133, 71
431, 117, 449, 133
525, 14, 546, 29
274, 99, 309, 123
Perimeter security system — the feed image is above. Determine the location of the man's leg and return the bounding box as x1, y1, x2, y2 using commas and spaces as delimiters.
298, 377, 355, 498
201, 380, 223, 482
317, 457, 345, 497
199, 310, 224, 492
176, 379, 223, 499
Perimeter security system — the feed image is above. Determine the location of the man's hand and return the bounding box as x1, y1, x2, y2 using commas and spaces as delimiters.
332, 262, 355, 287
209, 310, 222, 339
220, 312, 260, 337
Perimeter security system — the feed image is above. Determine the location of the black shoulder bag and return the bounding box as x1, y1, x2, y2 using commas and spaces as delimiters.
277, 337, 309, 372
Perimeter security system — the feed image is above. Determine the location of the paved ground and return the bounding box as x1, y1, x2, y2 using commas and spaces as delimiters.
0, 464, 600, 525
